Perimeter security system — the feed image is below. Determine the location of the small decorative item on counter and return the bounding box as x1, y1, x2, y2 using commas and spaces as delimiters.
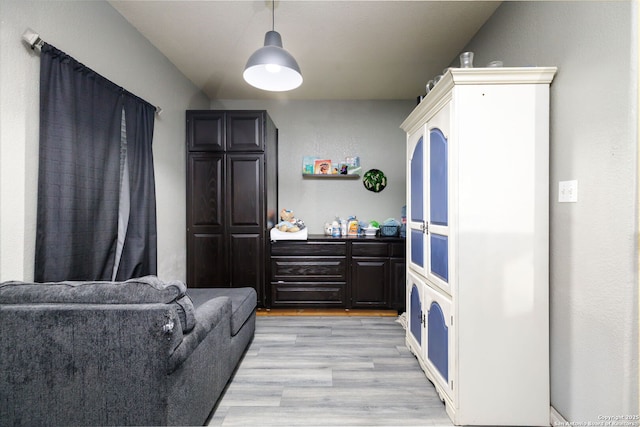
324, 222, 332, 236
362, 225, 379, 236
380, 218, 401, 237
275, 209, 306, 233
361, 219, 379, 237
271, 209, 308, 241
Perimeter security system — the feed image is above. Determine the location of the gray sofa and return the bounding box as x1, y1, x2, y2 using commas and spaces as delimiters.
0, 276, 256, 426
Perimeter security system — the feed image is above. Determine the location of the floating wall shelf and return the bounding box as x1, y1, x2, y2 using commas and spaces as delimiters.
302, 174, 360, 179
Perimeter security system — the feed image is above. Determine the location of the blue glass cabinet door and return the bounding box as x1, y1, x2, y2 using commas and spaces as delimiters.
409, 133, 425, 273
427, 128, 449, 288
427, 301, 449, 382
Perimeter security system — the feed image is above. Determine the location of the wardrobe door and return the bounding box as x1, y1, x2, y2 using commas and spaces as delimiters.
408, 130, 426, 276
186, 153, 227, 286
227, 153, 264, 292
406, 271, 426, 361
425, 126, 451, 294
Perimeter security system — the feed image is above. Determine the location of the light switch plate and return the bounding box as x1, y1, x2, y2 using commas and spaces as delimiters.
559, 180, 578, 203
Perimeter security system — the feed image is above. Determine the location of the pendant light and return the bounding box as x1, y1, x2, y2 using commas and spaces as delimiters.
243, 0, 303, 92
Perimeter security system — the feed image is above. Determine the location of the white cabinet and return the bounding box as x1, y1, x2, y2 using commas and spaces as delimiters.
402, 67, 556, 426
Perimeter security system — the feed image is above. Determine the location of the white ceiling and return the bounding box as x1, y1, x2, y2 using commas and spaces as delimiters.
108, 1, 502, 101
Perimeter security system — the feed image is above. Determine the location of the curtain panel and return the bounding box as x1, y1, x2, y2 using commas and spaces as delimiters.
35, 44, 157, 282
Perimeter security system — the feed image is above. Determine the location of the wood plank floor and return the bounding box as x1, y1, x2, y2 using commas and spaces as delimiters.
207, 316, 453, 426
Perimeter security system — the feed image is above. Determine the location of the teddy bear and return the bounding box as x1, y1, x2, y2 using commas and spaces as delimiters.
276, 208, 306, 232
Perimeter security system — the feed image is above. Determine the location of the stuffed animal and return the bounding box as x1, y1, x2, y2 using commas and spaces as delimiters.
276, 208, 306, 232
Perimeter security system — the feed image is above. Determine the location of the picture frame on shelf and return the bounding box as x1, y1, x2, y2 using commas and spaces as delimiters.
313, 159, 332, 175
302, 156, 318, 175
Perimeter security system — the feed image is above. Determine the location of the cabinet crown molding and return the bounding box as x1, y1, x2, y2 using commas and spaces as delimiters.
401, 67, 557, 134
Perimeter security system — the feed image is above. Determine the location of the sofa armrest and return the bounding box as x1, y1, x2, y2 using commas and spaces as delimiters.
168, 296, 231, 373
0, 303, 177, 426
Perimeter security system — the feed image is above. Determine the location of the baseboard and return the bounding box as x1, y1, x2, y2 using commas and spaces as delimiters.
550, 406, 568, 426
256, 308, 398, 317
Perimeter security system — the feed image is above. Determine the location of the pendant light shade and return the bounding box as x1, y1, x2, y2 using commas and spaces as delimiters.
243, 6, 302, 92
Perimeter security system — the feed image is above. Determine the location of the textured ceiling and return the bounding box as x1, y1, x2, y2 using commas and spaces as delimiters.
109, 1, 501, 100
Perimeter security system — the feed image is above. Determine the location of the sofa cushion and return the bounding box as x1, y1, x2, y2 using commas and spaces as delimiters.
0, 276, 184, 303
0, 276, 196, 333
174, 295, 196, 333
187, 288, 256, 336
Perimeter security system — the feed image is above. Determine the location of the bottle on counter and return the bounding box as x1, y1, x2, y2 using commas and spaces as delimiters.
341, 219, 348, 236
347, 218, 359, 236
331, 216, 341, 237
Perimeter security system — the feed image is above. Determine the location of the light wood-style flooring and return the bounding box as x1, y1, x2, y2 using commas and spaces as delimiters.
207, 315, 453, 426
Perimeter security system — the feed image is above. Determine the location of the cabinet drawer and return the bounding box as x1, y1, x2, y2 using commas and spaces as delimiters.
270, 282, 346, 306
352, 242, 388, 257
271, 257, 347, 281
271, 241, 346, 256
390, 242, 406, 257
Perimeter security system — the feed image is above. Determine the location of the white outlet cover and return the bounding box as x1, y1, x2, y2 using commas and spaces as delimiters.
559, 180, 578, 203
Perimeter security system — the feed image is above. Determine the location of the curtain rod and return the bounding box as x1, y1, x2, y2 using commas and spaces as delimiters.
21, 29, 162, 116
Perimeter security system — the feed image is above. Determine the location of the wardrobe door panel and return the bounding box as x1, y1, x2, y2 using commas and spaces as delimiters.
186, 153, 225, 287
228, 154, 263, 229
187, 111, 225, 152
188, 154, 224, 229
230, 233, 262, 291
227, 111, 263, 151
189, 233, 227, 287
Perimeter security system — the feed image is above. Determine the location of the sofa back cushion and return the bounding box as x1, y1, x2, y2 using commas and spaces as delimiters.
0, 276, 196, 333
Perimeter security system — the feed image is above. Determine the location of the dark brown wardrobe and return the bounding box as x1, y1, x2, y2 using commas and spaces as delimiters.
186, 110, 278, 306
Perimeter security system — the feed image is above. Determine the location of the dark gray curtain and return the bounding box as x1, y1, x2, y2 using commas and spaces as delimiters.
115, 96, 157, 280
35, 43, 156, 282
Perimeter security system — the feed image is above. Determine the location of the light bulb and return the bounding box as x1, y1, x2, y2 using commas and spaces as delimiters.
265, 64, 281, 73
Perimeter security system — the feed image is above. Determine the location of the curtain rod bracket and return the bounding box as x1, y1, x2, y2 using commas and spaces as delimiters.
22, 28, 43, 50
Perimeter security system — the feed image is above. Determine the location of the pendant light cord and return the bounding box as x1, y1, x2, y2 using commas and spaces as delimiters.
272, 0, 275, 31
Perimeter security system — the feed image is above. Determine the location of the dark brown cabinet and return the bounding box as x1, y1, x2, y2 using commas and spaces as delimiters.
351, 241, 406, 309
351, 258, 388, 308
186, 110, 277, 306
389, 257, 406, 311
270, 241, 347, 307
269, 236, 405, 311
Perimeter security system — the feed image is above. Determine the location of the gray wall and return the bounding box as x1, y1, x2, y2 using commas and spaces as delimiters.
463, 1, 638, 421
1, 1, 637, 421
0, 0, 209, 282
210, 99, 414, 234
